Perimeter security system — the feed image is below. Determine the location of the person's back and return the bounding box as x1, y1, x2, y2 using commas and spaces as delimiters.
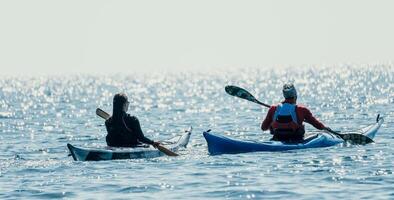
105, 93, 158, 148
261, 83, 328, 142
105, 114, 150, 147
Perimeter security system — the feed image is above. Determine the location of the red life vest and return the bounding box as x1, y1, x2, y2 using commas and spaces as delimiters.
271, 103, 301, 132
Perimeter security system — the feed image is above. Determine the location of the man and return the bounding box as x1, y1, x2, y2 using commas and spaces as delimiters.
261, 83, 330, 142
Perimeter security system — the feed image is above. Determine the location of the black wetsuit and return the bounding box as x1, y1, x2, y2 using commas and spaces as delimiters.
105, 113, 154, 147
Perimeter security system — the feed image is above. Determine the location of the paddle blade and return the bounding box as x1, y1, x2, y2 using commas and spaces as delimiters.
157, 145, 179, 156
326, 128, 374, 145
225, 85, 256, 101
341, 134, 374, 145
225, 85, 270, 108
96, 108, 111, 120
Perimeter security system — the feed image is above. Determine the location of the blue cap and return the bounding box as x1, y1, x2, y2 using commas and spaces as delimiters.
283, 83, 297, 99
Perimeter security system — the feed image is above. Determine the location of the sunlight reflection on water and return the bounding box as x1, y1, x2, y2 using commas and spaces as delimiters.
0, 66, 393, 199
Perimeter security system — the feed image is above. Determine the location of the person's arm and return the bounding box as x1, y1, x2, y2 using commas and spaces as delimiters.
261, 106, 276, 131
126, 116, 155, 145
303, 107, 326, 130
104, 118, 112, 134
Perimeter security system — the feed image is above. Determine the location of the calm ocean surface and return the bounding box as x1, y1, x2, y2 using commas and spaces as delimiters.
0, 66, 393, 199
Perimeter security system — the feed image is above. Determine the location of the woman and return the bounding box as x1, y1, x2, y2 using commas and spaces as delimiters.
105, 93, 160, 148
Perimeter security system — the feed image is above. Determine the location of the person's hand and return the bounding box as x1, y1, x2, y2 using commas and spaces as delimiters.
152, 142, 161, 148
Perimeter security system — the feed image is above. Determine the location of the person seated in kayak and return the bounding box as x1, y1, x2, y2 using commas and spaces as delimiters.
105, 93, 160, 148
261, 83, 330, 141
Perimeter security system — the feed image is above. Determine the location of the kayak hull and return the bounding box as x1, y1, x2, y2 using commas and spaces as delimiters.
204, 117, 383, 155
68, 130, 191, 161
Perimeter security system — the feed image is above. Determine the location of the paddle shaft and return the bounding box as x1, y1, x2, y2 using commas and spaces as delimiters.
253, 100, 270, 108
325, 128, 344, 137
95, 108, 179, 156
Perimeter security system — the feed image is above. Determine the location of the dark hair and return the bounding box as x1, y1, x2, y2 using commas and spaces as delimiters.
112, 93, 128, 118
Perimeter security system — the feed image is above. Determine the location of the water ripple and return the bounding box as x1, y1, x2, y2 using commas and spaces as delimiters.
0, 66, 393, 199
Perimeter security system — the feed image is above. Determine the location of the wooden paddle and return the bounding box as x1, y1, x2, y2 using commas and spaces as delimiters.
95, 108, 179, 156
224, 85, 374, 145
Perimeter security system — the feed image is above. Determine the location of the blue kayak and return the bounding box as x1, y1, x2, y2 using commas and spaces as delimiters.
204, 116, 383, 155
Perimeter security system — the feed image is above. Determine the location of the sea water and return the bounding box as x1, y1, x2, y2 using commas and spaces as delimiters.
0, 66, 393, 199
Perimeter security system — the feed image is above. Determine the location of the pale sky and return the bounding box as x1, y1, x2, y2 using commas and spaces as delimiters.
0, 0, 393, 75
